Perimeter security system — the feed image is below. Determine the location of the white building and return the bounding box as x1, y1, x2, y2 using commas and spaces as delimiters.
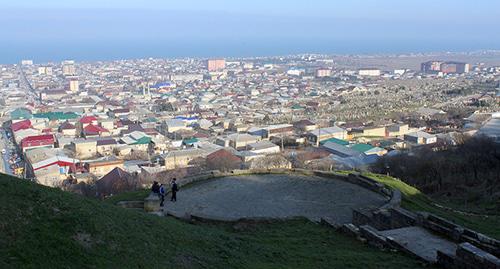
358, 68, 381, 76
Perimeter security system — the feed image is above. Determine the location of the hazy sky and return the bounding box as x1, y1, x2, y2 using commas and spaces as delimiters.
1, 0, 499, 63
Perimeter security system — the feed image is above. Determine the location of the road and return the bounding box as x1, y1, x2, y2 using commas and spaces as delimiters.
0, 129, 13, 175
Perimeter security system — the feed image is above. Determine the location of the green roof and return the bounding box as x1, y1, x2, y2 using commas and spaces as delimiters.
320, 137, 349, 146
10, 108, 32, 120
183, 138, 199, 145
143, 117, 158, 123
33, 112, 79, 121
132, 136, 152, 145
350, 144, 375, 153
291, 104, 304, 110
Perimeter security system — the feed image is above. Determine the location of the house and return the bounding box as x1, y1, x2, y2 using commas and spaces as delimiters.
10, 108, 32, 120
307, 126, 348, 145
322, 141, 362, 158
386, 124, 410, 137
79, 115, 98, 128
71, 140, 97, 159
206, 149, 242, 171
349, 144, 387, 156
404, 131, 437, 145
13, 128, 40, 145
164, 119, 187, 133
164, 148, 205, 170
262, 124, 294, 138
476, 112, 500, 143
24, 148, 79, 187
227, 133, 261, 150
11, 119, 32, 132
293, 119, 318, 132
85, 156, 125, 177
82, 124, 110, 138
247, 141, 281, 155
120, 131, 152, 151
96, 167, 136, 198
21, 134, 56, 152
58, 121, 77, 137
96, 138, 118, 156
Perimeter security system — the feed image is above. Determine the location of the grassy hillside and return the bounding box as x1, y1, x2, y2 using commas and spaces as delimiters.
0, 173, 430, 269
365, 173, 500, 239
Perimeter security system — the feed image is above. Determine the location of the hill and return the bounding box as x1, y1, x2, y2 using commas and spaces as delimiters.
0, 173, 431, 268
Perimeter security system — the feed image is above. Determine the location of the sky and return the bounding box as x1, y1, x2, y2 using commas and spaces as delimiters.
0, 0, 499, 63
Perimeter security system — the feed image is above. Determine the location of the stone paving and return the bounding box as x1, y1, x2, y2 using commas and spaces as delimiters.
165, 174, 388, 223
379, 226, 458, 262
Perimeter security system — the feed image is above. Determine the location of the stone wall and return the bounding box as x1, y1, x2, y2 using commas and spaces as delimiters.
438, 243, 500, 269
419, 212, 500, 257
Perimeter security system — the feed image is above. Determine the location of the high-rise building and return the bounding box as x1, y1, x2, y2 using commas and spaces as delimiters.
316, 68, 332, 78
38, 66, 53, 76
206, 59, 226, 72
69, 78, 79, 92
62, 60, 76, 76
421, 61, 469, 74
21, 60, 33, 65
440, 62, 470, 74
421, 61, 443, 73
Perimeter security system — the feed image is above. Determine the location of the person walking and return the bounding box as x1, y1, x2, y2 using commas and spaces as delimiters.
151, 181, 160, 194
159, 184, 166, 207
170, 178, 178, 202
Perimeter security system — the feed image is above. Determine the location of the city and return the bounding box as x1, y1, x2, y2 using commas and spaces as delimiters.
1, 1, 499, 269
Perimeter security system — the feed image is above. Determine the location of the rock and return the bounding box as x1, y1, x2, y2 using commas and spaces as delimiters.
144, 192, 160, 212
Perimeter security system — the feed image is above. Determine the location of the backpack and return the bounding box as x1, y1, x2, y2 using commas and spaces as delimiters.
159, 186, 165, 195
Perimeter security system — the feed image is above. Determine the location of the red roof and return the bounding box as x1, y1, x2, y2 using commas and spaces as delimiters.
11, 120, 32, 132
79, 116, 98, 124
84, 124, 109, 134
21, 134, 55, 149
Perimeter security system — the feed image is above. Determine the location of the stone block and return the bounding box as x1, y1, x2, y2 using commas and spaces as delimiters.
143, 192, 160, 212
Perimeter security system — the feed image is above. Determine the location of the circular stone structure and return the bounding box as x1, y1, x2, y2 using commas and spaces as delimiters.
166, 174, 388, 224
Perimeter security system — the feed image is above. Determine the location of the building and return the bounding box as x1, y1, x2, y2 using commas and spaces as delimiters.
476, 112, 500, 143
96, 167, 136, 198
69, 78, 79, 92
262, 124, 294, 138
62, 60, 76, 76
24, 148, 79, 187
223, 133, 261, 150
358, 68, 381, 76
404, 131, 437, 145
207, 59, 226, 72
293, 119, 318, 132
386, 124, 410, 137
71, 140, 97, 159
421, 61, 469, 74
21, 134, 56, 152
307, 126, 348, 145
316, 68, 332, 78
421, 61, 443, 73
247, 141, 281, 155
440, 62, 470, 74
85, 157, 124, 177
169, 73, 204, 82
164, 148, 205, 170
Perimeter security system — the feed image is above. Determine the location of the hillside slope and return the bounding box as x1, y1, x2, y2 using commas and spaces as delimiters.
0, 173, 430, 269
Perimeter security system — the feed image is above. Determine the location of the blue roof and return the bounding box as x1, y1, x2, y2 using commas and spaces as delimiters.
175, 116, 198, 121
151, 82, 173, 89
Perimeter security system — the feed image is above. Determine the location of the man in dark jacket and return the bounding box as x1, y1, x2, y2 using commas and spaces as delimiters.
170, 178, 178, 202
151, 181, 160, 194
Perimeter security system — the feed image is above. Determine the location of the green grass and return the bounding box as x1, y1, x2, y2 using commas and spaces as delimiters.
0, 173, 431, 269
364, 173, 500, 240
